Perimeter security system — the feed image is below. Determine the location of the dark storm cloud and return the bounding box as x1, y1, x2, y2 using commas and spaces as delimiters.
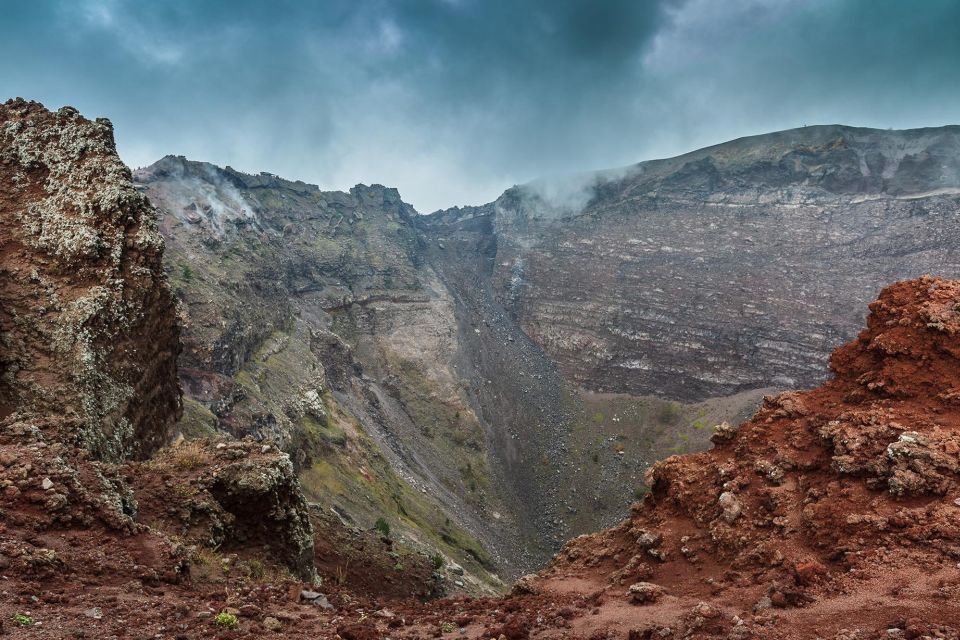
2, 0, 960, 211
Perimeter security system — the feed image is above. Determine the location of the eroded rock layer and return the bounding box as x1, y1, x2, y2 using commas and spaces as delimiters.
136, 156, 518, 584
425, 125, 960, 402
139, 156, 771, 579
138, 125, 960, 579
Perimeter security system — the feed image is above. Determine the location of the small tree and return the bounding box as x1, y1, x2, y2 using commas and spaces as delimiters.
374, 517, 391, 538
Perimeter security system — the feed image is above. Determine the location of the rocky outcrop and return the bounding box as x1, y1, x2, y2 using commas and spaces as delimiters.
423, 125, 960, 402
134, 438, 315, 580
0, 102, 192, 601
544, 276, 960, 635
0, 98, 181, 460
136, 157, 517, 584
136, 155, 422, 384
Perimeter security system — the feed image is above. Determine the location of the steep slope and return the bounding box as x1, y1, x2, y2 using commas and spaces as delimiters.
424, 125, 960, 402
135, 156, 520, 583
138, 156, 769, 579
530, 275, 960, 637
411, 209, 770, 551
51, 275, 954, 640
140, 125, 960, 581
324, 277, 960, 639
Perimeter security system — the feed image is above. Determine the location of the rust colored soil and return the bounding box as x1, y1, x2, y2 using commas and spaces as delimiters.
6, 277, 960, 639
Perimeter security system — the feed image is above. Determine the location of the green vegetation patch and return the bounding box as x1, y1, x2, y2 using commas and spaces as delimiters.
176, 396, 218, 440
298, 403, 497, 579
214, 611, 238, 628
12, 613, 33, 627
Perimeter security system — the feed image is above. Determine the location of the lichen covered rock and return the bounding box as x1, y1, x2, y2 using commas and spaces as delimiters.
0, 99, 317, 592
627, 581, 666, 604
0, 98, 181, 461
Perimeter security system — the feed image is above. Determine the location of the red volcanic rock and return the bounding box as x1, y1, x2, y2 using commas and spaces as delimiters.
545, 276, 960, 636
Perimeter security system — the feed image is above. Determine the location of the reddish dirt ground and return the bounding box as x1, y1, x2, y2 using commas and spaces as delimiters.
6, 277, 960, 639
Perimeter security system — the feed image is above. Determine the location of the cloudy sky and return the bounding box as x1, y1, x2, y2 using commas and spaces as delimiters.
3, 0, 960, 212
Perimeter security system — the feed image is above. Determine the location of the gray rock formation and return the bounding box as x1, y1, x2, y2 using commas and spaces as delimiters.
424, 125, 960, 401
136, 157, 520, 582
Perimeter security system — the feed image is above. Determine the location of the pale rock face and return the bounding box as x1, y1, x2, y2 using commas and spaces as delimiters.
627, 581, 666, 604
136, 157, 524, 579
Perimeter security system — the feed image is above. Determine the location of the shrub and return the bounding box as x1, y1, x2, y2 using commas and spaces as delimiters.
374, 517, 391, 537
246, 558, 265, 580
191, 547, 215, 566
657, 401, 682, 424
214, 611, 238, 628
430, 552, 445, 570
179, 262, 194, 281
170, 440, 211, 470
